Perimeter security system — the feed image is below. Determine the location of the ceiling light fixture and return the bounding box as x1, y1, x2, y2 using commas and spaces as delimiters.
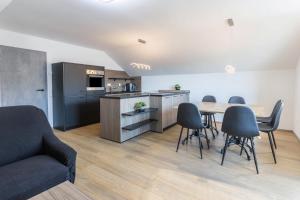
225, 18, 236, 74
138, 39, 147, 44
130, 63, 151, 70
225, 65, 236, 74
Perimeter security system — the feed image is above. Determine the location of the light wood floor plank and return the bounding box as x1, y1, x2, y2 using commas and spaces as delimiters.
55, 124, 300, 200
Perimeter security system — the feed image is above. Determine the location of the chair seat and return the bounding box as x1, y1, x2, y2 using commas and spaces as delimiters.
0, 155, 68, 200
257, 116, 272, 123
258, 123, 273, 132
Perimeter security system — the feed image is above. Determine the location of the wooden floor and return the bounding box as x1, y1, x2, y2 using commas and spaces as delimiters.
56, 124, 300, 200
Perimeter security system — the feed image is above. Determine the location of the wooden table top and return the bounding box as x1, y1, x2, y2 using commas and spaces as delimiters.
30, 181, 92, 200
198, 102, 266, 117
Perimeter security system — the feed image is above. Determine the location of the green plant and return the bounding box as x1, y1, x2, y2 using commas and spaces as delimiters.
134, 101, 146, 110
175, 84, 181, 90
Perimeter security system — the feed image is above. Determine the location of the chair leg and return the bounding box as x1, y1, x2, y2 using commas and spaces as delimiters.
250, 137, 259, 174
186, 128, 189, 144
271, 131, 277, 149
267, 132, 277, 164
240, 137, 246, 156
197, 129, 203, 159
176, 127, 184, 152
212, 114, 219, 135
203, 128, 210, 149
221, 134, 229, 166
209, 116, 216, 139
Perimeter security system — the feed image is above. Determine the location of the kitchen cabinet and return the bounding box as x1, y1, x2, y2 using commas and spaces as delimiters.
162, 96, 173, 128
63, 63, 87, 97
65, 96, 86, 129
153, 92, 190, 130
86, 95, 101, 124
52, 62, 105, 131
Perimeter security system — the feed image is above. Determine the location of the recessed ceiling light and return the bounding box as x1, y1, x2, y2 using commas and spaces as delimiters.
138, 39, 147, 44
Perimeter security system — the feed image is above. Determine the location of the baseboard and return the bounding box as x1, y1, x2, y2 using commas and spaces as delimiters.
292, 131, 300, 142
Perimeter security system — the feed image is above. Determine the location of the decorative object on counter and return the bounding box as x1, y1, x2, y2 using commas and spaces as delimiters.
175, 84, 181, 90
130, 63, 151, 70
134, 101, 146, 112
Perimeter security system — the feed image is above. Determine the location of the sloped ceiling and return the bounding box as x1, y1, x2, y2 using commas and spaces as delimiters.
1, 0, 300, 76
0, 0, 12, 12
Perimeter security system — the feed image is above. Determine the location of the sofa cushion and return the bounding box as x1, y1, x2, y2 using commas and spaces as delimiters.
0, 155, 69, 200
0, 106, 53, 167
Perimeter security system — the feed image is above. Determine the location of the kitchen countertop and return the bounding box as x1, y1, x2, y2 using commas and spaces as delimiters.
100, 91, 190, 99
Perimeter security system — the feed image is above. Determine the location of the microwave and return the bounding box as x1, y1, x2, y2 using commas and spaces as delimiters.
86, 69, 105, 91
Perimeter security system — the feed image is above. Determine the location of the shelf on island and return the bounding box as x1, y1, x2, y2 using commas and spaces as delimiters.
122, 119, 158, 131
122, 108, 158, 116
108, 77, 135, 81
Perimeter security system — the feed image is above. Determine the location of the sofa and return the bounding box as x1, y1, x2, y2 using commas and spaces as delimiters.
0, 106, 77, 200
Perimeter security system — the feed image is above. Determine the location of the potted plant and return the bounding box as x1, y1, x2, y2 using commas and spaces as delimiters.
134, 101, 146, 112
175, 84, 181, 90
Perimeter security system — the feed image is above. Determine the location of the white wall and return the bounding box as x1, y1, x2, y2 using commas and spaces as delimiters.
142, 69, 295, 130
294, 62, 300, 138
0, 29, 122, 125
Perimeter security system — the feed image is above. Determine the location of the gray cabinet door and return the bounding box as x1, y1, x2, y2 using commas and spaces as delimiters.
0, 45, 48, 115
63, 63, 86, 97
65, 96, 86, 129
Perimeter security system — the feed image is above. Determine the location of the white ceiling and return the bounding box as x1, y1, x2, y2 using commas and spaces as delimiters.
0, 0, 12, 12
1, 0, 300, 76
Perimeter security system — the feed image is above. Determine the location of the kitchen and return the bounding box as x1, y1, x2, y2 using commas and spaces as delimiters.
52, 62, 189, 142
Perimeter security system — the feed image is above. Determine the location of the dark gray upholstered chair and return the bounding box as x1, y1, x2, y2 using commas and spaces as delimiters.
176, 103, 209, 159
0, 106, 77, 200
228, 96, 246, 104
258, 100, 284, 164
221, 106, 260, 174
201, 95, 219, 138
257, 100, 282, 124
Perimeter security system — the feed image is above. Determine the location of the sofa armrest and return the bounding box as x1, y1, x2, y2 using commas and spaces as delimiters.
43, 134, 77, 183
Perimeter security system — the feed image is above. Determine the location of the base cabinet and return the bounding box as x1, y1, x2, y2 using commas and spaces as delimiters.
150, 92, 190, 132
65, 96, 86, 129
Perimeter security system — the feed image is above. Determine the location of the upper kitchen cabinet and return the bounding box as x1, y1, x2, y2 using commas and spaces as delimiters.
63, 63, 87, 97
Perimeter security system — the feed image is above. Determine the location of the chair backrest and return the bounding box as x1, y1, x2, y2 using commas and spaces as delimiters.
0, 106, 53, 167
270, 100, 283, 118
177, 103, 203, 129
270, 100, 284, 131
202, 95, 216, 103
228, 96, 246, 104
221, 106, 259, 137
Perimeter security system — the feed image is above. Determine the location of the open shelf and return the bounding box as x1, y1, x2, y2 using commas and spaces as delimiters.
122, 119, 158, 131
122, 108, 158, 116
108, 77, 135, 81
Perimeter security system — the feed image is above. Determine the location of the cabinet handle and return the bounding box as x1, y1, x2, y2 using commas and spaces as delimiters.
36, 89, 45, 92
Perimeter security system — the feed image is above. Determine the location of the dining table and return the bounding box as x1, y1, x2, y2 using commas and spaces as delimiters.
176, 102, 266, 160
198, 102, 266, 117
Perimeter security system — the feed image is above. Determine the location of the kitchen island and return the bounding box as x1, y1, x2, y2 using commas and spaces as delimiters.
100, 91, 190, 143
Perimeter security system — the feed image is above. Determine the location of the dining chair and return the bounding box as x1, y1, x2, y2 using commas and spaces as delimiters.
201, 95, 219, 138
221, 106, 260, 174
228, 96, 246, 104
257, 100, 283, 149
176, 103, 209, 159
258, 100, 284, 164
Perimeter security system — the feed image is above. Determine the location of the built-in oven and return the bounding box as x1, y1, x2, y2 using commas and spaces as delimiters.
86, 69, 105, 91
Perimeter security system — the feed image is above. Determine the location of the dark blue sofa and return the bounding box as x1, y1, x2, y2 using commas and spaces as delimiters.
0, 106, 77, 200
